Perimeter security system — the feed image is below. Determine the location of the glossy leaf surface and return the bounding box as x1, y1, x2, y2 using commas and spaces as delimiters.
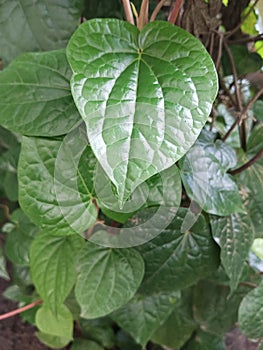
67, 19, 218, 204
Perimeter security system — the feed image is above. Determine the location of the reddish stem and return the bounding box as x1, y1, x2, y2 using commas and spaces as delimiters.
168, 0, 183, 24
0, 300, 42, 321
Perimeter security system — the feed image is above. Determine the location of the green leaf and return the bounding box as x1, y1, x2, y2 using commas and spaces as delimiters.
36, 304, 73, 339
239, 282, 263, 338
97, 164, 182, 224
251, 238, 263, 260
0, 50, 81, 136
36, 332, 71, 349
67, 19, 218, 205
30, 232, 83, 313
0, 245, 9, 280
0, 0, 82, 66
112, 291, 179, 346
182, 330, 226, 350
5, 209, 39, 265
71, 339, 104, 350
137, 208, 219, 294
193, 280, 250, 336
18, 136, 97, 235
179, 135, 243, 216
75, 242, 144, 319
210, 212, 254, 293
222, 45, 262, 76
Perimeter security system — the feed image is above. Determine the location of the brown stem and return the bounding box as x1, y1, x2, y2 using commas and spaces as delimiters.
122, 0, 135, 25
228, 33, 263, 44
215, 33, 224, 71
138, 0, 149, 30
225, 0, 261, 39
0, 204, 11, 221
0, 300, 42, 321
168, 0, 183, 24
150, 0, 167, 22
229, 148, 263, 176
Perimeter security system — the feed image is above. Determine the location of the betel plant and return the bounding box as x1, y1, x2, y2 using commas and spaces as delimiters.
0, 0, 263, 349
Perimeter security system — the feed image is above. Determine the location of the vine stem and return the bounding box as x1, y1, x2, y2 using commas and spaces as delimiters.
122, 0, 135, 25
229, 148, 263, 176
168, 0, 183, 24
0, 300, 42, 321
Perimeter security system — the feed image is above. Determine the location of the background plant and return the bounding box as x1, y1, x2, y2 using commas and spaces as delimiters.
0, 0, 263, 349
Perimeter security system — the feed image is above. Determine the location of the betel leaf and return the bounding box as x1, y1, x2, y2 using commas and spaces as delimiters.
36, 303, 73, 339
179, 134, 243, 215
239, 282, 263, 339
5, 209, 39, 265
112, 291, 179, 346
210, 213, 254, 293
36, 332, 71, 350
0, 50, 81, 136
67, 19, 218, 205
0, 0, 82, 66
79, 317, 115, 348
71, 339, 104, 350
18, 135, 97, 235
137, 208, 219, 294
30, 232, 84, 314
75, 242, 144, 319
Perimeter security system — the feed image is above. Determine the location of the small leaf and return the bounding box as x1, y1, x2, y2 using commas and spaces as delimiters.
179, 135, 243, 216
36, 304, 73, 339
75, 242, 144, 319
67, 18, 218, 204
251, 238, 263, 260
79, 317, 115, 348
0, 50, 81, 136
0, 0, 82, 66
5, 209, 39, 265
211, 212, 254, 293
18, 136, 97, 235
137, 208, 219, 294
30, 232, 84, 313
36, 332, 71, 349
0, 245, 9, 280
239, 282, 263, 339
112, 291, 179, 346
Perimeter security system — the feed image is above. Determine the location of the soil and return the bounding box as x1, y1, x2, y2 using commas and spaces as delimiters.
0, 277, 260, 350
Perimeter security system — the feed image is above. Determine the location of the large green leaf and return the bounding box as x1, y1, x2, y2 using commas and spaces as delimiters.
239, 282, 263, 339
137, 208, 220, 294
67, 19, 218, 205
5, 209, 39, 265
179, 134, 243, 215
0, 50, 81, 136
18, 136, 97, 235
30, 232, 83, 313
75, 242, 144, 319
211, 213, 254, 293
112, 292, 179, 346
0, 0, 82, 66
36, 304, 73, 339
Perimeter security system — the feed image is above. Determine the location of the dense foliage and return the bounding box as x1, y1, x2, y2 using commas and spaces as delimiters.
0, 0, 263, 349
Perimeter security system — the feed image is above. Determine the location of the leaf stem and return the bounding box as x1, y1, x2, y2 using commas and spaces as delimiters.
229, 148, 263, 176
0, 300, 42, 321
168, 0, 183, 24
150, 0, 168, 22
122, 0, 135, 25
138, 0, 149, 30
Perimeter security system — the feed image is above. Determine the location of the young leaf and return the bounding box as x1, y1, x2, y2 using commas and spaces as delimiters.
179, 136, 244, 216
0, 50, 81, 136
0, 0, 82, 66
112, 291, 179, 346
30, 232, 84, 313
211, 212, 254, 293
0, 245, 9, 280
75, 242, 144, 319
67, 18, 218, 205
239, 282, 263, 339
36, 304, 73, 339
18, 136, 97, 235
137, 208, 220, 294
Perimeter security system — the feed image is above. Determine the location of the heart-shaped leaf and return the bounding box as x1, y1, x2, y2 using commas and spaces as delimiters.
75, 242, 144, 319
67, 19, 218, 205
